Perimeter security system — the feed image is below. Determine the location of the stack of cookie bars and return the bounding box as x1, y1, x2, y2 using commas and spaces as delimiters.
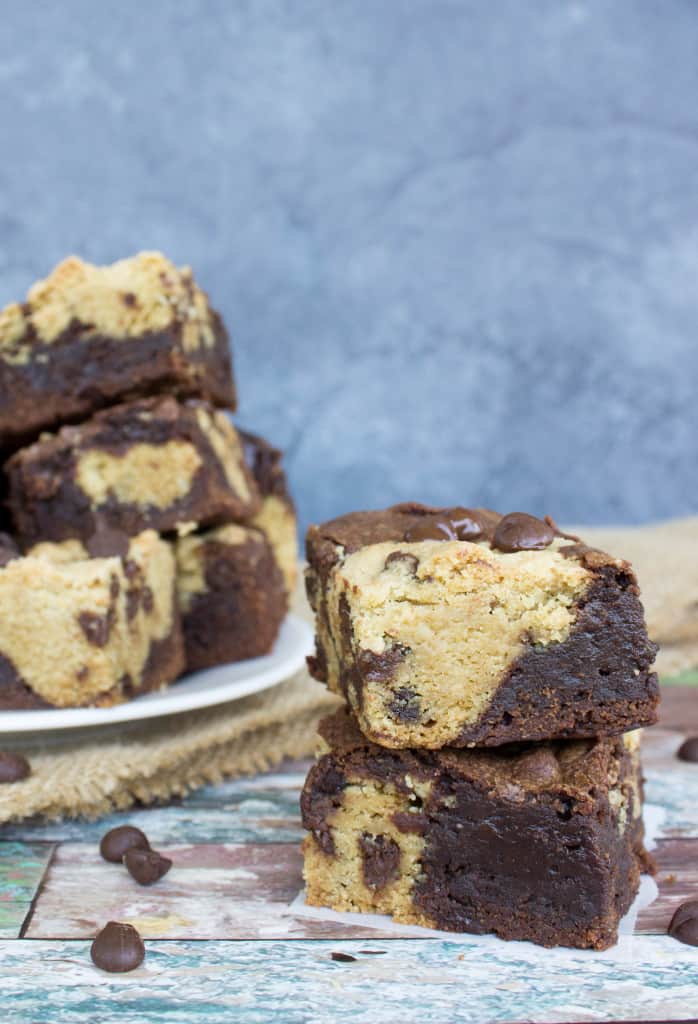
301, 504, 661, 949
0, 252, 297, 709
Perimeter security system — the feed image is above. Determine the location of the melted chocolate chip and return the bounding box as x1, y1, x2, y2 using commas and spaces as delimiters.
358, 644, 410, 682
668, 900, 698, 946
124, 847, 172, 885
99, 825, 151, 863
359, 833, 401, 890
383, 551, 419, 574
331, 952, 357, 962
91, 921, 145, 973
86, 527, 130, 560
492, 513, 556, 553
388, 686, 421, 722
0, 751, 30, 783
677, 737, 698, 763
403, 516, 457, 542
78, 611, 112, 647
514, 749, 560, 787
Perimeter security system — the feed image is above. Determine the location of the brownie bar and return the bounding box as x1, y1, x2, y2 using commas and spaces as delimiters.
6, 397, 260, 546
175, 523, 288, 672
302, 708, 652, 950
0, 529, 183, 709
306, 504, 659, 749
0, 252, 235, 448
240, 429, 299, 594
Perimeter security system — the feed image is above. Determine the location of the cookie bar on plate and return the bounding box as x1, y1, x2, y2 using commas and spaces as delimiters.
301, 707, 652, 950
240, 428, 299, 594
305, 504, 659, 749
0, 251, 235, 448
175, 523, 287, 672
6, 397, 259, 545
0, 529, 183, 709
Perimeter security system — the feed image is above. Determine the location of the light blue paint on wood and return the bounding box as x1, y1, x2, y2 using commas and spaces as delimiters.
0, 937, 696, 1023
0, 841, 53, 938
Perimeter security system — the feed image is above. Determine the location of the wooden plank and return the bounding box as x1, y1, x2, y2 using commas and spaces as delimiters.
25, 842, 387, 940
0, 937, 697, 1024
0, 841, 53, 939
637, 838, 698, 934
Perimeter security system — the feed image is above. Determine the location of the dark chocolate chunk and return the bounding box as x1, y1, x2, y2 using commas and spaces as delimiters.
124, 847, 172, 885
358, 644, 410, 683
86, 527, 130, 560
383, 551, 419, 574
359, 832, 401, 889
0, 751, 30, 783
90, 921, 145, 973
492, 512, 556, 553
388, 686, 421, 722
99, 825, 151, 863
668, 900, 698, 946
331, 952, 357, 962
78, 611, 112, 647
677, 737, 698, 763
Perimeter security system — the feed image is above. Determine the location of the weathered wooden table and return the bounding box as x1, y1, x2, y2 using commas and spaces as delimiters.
1, 682, 697, 1023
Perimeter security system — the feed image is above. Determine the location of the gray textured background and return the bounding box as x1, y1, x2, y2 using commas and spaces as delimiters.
1, 1, 696, 532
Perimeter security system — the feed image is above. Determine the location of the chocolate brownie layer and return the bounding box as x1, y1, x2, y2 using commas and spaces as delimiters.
0, 252, 235, 448
0, 530, 183, 709
6, 397, 260, 546
305, 504, 659, 749
302, 708, 652, 950
176, 523, 288, 672
240, 429, 298, 594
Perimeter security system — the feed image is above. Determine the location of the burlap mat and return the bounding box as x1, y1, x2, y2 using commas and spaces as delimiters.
0, 517, 696, 826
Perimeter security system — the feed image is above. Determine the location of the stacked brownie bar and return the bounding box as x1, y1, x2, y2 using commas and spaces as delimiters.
0, 252, 298, 708
301, 503, 660, 949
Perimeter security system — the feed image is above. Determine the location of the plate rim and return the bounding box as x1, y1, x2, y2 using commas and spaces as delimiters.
0, 613, 313, 735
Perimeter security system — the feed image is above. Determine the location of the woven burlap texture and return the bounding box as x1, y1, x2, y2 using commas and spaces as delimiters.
0, 516, 696, 826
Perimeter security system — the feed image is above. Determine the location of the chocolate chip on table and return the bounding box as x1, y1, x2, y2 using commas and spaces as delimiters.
0, 752, 30, 783
91, 921, 145, 973
331, 952, 357, 962
668, 900, 698, 946
99, 825, 151, 863
677, 737, 698, 763
492, 512, 556, 553
124, 847, 172, 885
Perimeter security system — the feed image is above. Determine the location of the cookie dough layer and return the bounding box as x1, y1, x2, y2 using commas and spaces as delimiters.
7, 397, 260, 545
0, 530, 183, 709
241, 429, 299, 594
0, 252, 236, 448
176, 523, 288, 672
306, 504, 659, 749
302, 709, 651, 950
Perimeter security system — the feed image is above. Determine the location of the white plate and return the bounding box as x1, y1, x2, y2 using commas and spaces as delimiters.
0, 613, 313, 735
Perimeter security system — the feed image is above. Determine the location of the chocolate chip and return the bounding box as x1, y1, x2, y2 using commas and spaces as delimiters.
514, 749, 560, 787
403, 516, 457, 542
384, 551, 419, 574
0, 752, 30, 783
99, 825, 151, 863
86, 527, 130, 560
677, 737, 698, 763
124, 847, 172, 885
388, 686, 421, 722
78, 611, 112, 647
121, 291, 138, 308
91, 921, 145, 973
448, 508, 491, 541
359, 832, 401, 890
331, 952, 357, 962
668, 900, 698, 946
492, 513, 556, 553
